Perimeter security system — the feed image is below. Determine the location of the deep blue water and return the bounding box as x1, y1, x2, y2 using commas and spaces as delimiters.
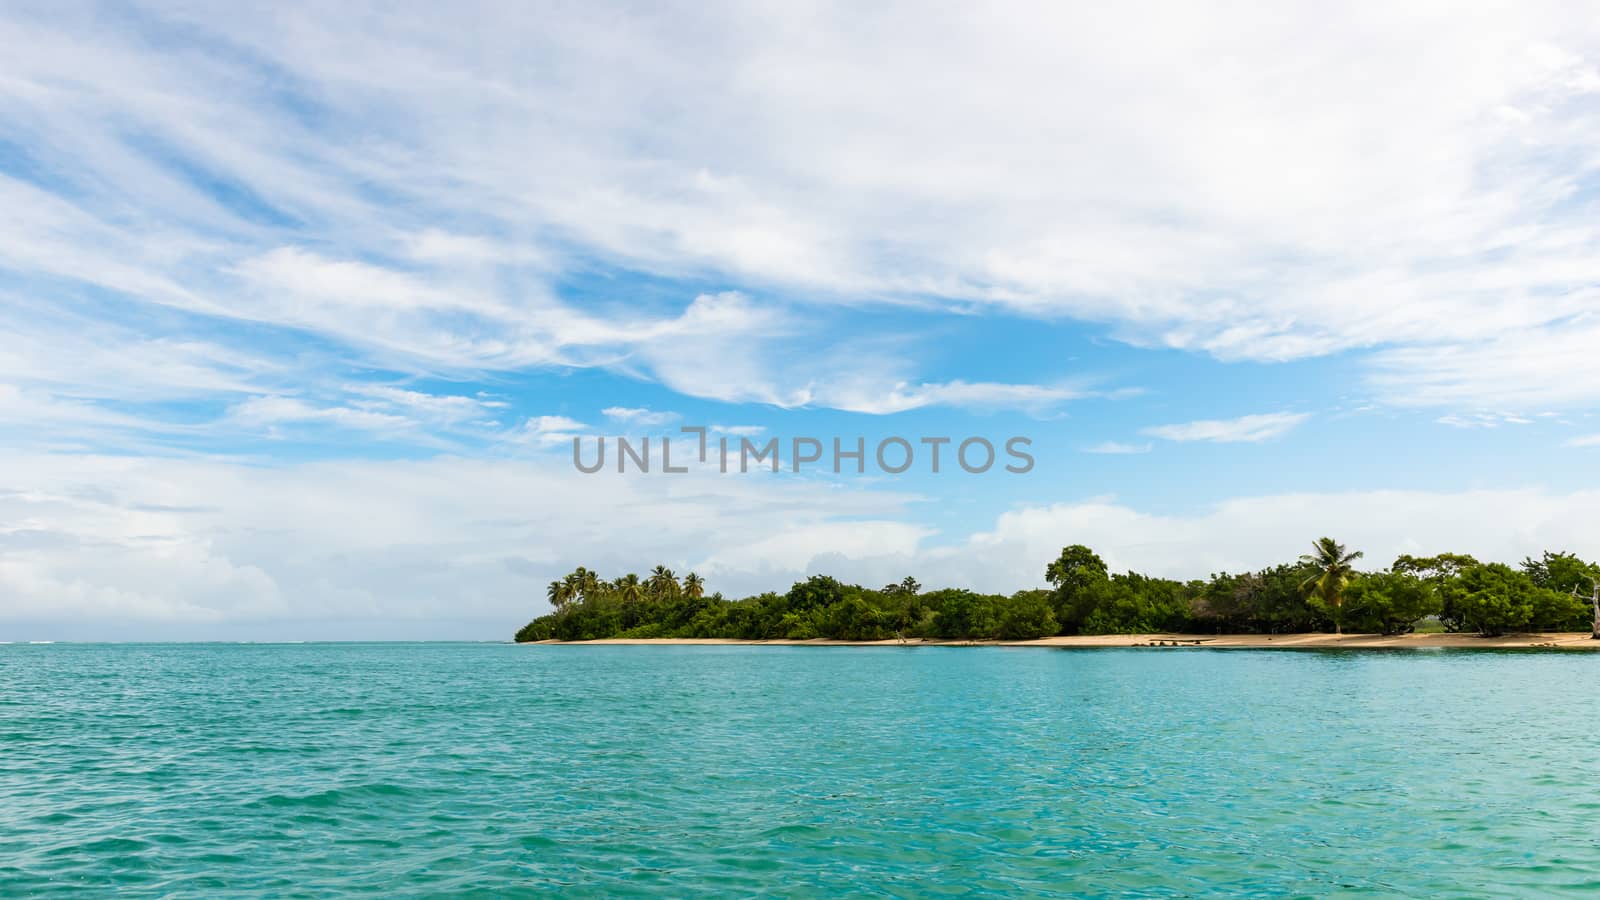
3, 643, 1598, 896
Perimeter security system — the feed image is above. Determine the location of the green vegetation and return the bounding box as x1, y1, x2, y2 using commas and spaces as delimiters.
514, 540, 1600, 642
1299, 537, 1363, 635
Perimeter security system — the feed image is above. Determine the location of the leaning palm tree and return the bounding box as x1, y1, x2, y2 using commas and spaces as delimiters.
1300, 537, 1364, 635
683, 572, 704, 600
547, 580, 572, 614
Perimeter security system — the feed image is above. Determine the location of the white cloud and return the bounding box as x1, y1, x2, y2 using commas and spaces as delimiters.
345, 385, 507, 424
1436, 411, 1535, 429
224, 387, 513, 447
1368, 316, 1600, 410
0, 293, 283, 402
602, 406, 679, 426
227, 247, 603, 369
4, 3, 1600, 409
4, 451, 1599, 638
1083, 441, 1152, 455
1143, 412, 1309, 443
0, 385, 164, 435
625, 294, 1093, 414
513, 415, 591, 448
819, 380, 1092, 415
0, 452, 918, 637
903, 488, 1600, 589
229, 396, 413, 433
400, 229, 552, 268
1566, 433, 1600, 448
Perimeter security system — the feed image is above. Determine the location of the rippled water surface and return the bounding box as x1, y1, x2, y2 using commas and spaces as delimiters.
3, 643, 1600, 896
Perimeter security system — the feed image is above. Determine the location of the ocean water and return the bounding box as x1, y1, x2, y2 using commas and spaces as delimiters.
3, 644, 1598, 897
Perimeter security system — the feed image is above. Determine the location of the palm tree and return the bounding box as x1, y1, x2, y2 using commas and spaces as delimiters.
610, 573, 644, 630
618, 573, 644, 604
547, 579, 573, 614
573, 567, 601, 599
1300, 537, 1364, 635
683, 572, 704, 600
648, 565, 679, 600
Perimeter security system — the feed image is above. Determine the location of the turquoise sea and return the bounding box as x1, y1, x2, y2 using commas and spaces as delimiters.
3, 643, 1598, 896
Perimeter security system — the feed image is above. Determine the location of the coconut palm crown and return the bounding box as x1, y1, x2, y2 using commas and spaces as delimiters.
1299, 537, 1364, 635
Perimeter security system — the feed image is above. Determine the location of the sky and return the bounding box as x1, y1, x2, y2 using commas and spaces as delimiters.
3, 1, 1600, 639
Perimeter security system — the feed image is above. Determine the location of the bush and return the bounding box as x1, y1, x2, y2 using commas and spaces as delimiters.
1340, 572, 1440, 635
1438, 563, 1564, 636
927, 589, 999, 639
995, 591, 1059, 639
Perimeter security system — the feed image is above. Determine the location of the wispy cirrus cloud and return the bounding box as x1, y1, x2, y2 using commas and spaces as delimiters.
229, 396, 413, 433
1368, 316, 1600, 410
1083, 441, 1153, 455
1143, 412, 1310, 444
819, 380, 1095, 416
602, 407, 679, 426
226, 386, 512, 444
1435, 411, 1535, 429
513, 416, 591, 448
3, 1, 1599, 417
344, 385, 508, 425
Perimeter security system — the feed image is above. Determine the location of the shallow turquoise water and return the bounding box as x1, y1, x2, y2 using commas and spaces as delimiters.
3, 644, 1599, 896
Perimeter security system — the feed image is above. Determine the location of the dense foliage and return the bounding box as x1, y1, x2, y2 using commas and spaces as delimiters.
514, 542, 1600, 642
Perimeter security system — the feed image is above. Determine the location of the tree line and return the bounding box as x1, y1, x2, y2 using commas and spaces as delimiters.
513, 539, 1600, 642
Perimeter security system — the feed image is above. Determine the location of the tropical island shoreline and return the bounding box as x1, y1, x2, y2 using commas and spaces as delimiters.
517, 539, 1600, 645
536, 632, 1600, 650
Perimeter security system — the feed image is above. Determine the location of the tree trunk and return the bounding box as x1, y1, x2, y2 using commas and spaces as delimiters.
1585, 580, 1600, 640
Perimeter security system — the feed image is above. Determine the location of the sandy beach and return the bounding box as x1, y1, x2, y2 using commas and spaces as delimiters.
548, 632, 1600, 649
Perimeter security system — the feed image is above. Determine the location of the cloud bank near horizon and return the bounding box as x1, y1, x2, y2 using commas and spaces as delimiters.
3, 453, 1597, 639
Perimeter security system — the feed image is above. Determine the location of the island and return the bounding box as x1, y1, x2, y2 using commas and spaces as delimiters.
516, 538, 1600, 647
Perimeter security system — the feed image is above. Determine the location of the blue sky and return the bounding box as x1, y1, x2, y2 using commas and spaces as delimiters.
3, 2, 1600, 639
